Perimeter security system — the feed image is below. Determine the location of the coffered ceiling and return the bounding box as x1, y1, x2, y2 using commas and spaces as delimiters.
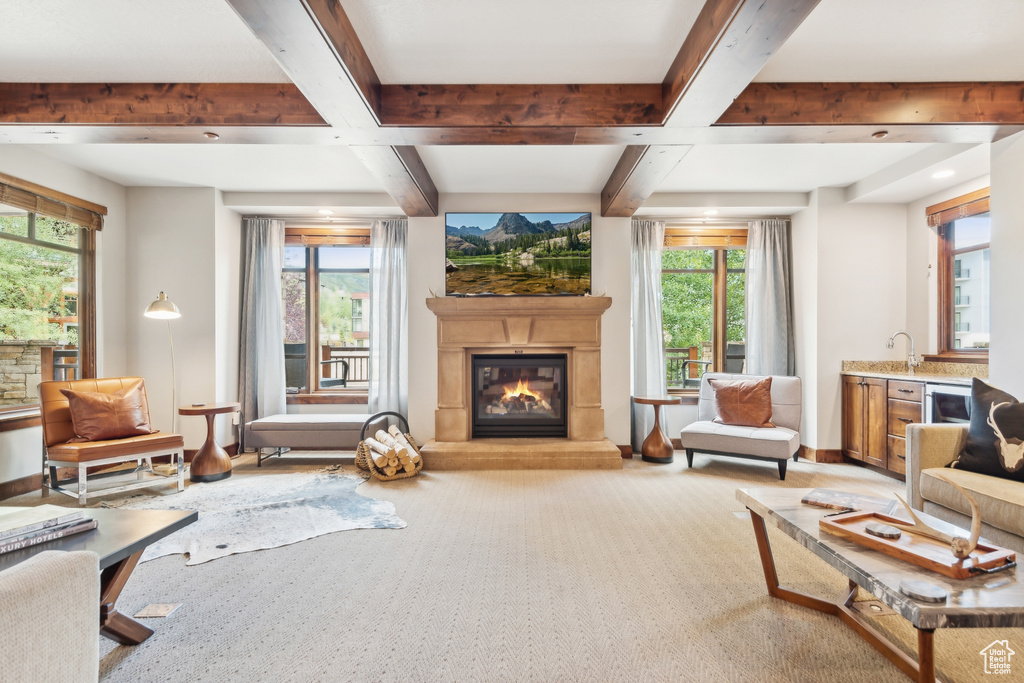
1, 0, 1020, 217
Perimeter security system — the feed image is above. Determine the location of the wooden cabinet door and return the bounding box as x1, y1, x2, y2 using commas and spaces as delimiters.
863, 377, 888, 468
841, 375, 865, 461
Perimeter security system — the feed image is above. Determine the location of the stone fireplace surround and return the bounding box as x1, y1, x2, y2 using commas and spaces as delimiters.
420, 296, 622, 470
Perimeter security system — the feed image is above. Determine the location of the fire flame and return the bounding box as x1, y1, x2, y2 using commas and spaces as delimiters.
502, 378, 542, 402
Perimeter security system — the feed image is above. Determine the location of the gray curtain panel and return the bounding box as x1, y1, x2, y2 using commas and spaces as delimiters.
631, 219, 667, 453
238, 217, 287, 449
745, 218, 795, 376
369, 218, 409, 416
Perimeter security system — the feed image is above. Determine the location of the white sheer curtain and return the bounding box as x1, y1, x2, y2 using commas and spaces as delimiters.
745, 218, 795, 376
238, 217, 286, 449
631, 219, 667, 453
369, 218, 409, 415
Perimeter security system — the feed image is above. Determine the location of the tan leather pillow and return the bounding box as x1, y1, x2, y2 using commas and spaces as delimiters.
60, 380, 154, 441
709, 377, 775, 428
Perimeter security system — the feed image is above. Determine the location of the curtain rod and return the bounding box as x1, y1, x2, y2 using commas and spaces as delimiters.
640, 216, 790, 225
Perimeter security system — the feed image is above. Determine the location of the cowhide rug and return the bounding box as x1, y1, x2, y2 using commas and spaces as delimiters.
97, 466, 406, 565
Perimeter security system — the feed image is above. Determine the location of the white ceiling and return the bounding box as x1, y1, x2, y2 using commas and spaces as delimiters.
0, 0, 287, 82
26, 145, 386, 193
341, 0, 701, 84
417, 146, 627, 194
659, 144, 931, 194
757, 0, 1024, 82
1, 0, 1017, 214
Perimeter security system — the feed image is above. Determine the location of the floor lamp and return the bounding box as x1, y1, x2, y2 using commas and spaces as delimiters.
144, 291, 181, 433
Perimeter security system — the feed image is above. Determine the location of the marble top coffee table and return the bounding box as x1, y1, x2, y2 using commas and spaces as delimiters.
737, 487, 1024, 683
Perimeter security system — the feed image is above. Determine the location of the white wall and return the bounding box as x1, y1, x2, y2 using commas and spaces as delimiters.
406, 194, 633, 447
791, 191, 820, 447
789, 188, 907, 449
989, 132, 1024, 397
214, 191, 241, 444
126, 187, 220, 450
0, 147, 128, 482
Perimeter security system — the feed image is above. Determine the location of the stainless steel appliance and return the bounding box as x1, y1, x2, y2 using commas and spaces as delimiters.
924, 383, 972, 424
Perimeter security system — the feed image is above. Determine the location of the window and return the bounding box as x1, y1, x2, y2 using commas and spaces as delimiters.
929, 189, 990, 362
662, 227, 746, 391
0, 200, 96, 412
282, 227, 370, 399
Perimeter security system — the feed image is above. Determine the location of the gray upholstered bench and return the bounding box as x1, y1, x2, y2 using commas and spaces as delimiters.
678, 372, 802, 480
245, 413, 385, 466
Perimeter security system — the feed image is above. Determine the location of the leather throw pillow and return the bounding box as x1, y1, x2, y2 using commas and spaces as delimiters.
60, 380, 154, 442
953, 378, 1024, 481
708, 376, 775, 428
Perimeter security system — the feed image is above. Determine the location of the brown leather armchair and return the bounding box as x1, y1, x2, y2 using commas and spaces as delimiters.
39, 377, 185, 505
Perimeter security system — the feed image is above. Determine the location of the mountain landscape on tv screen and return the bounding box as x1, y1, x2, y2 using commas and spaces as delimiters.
445, 212, 591, 295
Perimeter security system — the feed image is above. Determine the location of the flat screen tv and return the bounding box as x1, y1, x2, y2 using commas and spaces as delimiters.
445, 212, 591, 296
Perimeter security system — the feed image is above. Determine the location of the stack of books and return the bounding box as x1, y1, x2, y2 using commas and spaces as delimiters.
0, 505, 98, 555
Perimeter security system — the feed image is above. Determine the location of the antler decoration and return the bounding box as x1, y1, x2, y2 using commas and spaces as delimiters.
891, 473, 981, 560
987, 402, 1024, 472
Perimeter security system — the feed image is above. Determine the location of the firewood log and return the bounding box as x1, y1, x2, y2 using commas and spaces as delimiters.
364, 438, 396, 459
374, 430, 410, 460
403, 461, 416, 473
387, 457, 399, 468
383, 466, 397, 477
387, 426, 422, 463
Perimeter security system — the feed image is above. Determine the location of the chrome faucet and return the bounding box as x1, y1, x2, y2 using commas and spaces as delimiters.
886, 331, 921, 374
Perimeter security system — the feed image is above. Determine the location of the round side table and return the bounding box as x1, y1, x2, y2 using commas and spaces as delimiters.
633, 396, 682, 463
178, 402, 240, 482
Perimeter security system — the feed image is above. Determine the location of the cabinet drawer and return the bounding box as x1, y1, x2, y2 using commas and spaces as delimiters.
887, 398, 922, 437
888, 380, 924, 402
887, 435, 907, 474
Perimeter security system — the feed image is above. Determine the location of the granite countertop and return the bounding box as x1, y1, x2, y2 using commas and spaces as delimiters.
841, 360, 986, 386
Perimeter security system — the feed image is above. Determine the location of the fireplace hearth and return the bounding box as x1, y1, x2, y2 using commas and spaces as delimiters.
472, 354, 567, 438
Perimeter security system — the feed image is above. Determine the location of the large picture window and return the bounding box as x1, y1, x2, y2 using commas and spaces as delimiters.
929, 189, 990, 362
282, 227, 370, 398
0, 203, 95, 411
662, 227, 746, 391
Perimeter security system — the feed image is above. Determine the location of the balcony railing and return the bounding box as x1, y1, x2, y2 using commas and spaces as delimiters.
322, 345, 369, 388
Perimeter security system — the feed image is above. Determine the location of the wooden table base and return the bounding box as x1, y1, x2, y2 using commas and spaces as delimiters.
748, 510, 937, 683
99, 550, 154, 645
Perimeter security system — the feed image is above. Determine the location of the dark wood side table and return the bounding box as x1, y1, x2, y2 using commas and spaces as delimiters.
633, 396, 682, 463
179, 402, 240, 483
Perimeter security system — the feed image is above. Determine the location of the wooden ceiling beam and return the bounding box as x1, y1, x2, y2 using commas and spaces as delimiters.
0, 83, 325, 126
599, 0, 820, 217
718, 82, 1024, 126
378, 84, 663, 127
225, 0, 440, 216
661, 0, 821, 127
348, 145, 438, 218
601, 145, 691, 218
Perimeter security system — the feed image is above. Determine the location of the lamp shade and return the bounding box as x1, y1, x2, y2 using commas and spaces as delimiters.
144, 291, 181, 319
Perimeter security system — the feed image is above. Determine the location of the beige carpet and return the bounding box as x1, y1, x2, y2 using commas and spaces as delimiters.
14, 452, 1024, 681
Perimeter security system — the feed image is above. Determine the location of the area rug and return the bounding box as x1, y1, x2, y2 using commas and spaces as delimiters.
97, 467, 406, 565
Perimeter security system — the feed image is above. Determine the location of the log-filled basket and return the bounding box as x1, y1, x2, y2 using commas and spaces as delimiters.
355, 411, 423, 481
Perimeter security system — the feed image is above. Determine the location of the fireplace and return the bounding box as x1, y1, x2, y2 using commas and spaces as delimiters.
421, 296, 621, 470
471, 354, 567, 438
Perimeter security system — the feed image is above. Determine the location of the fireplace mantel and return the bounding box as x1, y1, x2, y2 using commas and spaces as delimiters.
420, 296, 622, 470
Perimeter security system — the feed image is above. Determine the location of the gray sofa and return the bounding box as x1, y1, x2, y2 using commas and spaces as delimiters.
907, 423, 1024, 553
679, 372, 802, 480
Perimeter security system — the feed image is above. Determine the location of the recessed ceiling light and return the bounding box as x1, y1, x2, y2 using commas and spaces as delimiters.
203, 131, 220, 140
702, 209, 719, 216
872, 130, 889, 140
318, 209, 334, 215
932, 170, 955, 179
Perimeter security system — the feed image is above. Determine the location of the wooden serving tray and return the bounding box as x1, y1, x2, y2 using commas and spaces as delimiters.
820, 511, 1016, 580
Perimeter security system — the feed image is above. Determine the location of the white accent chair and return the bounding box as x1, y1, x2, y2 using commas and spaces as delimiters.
679, 373, 802, 480
0, 550, 100, 682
